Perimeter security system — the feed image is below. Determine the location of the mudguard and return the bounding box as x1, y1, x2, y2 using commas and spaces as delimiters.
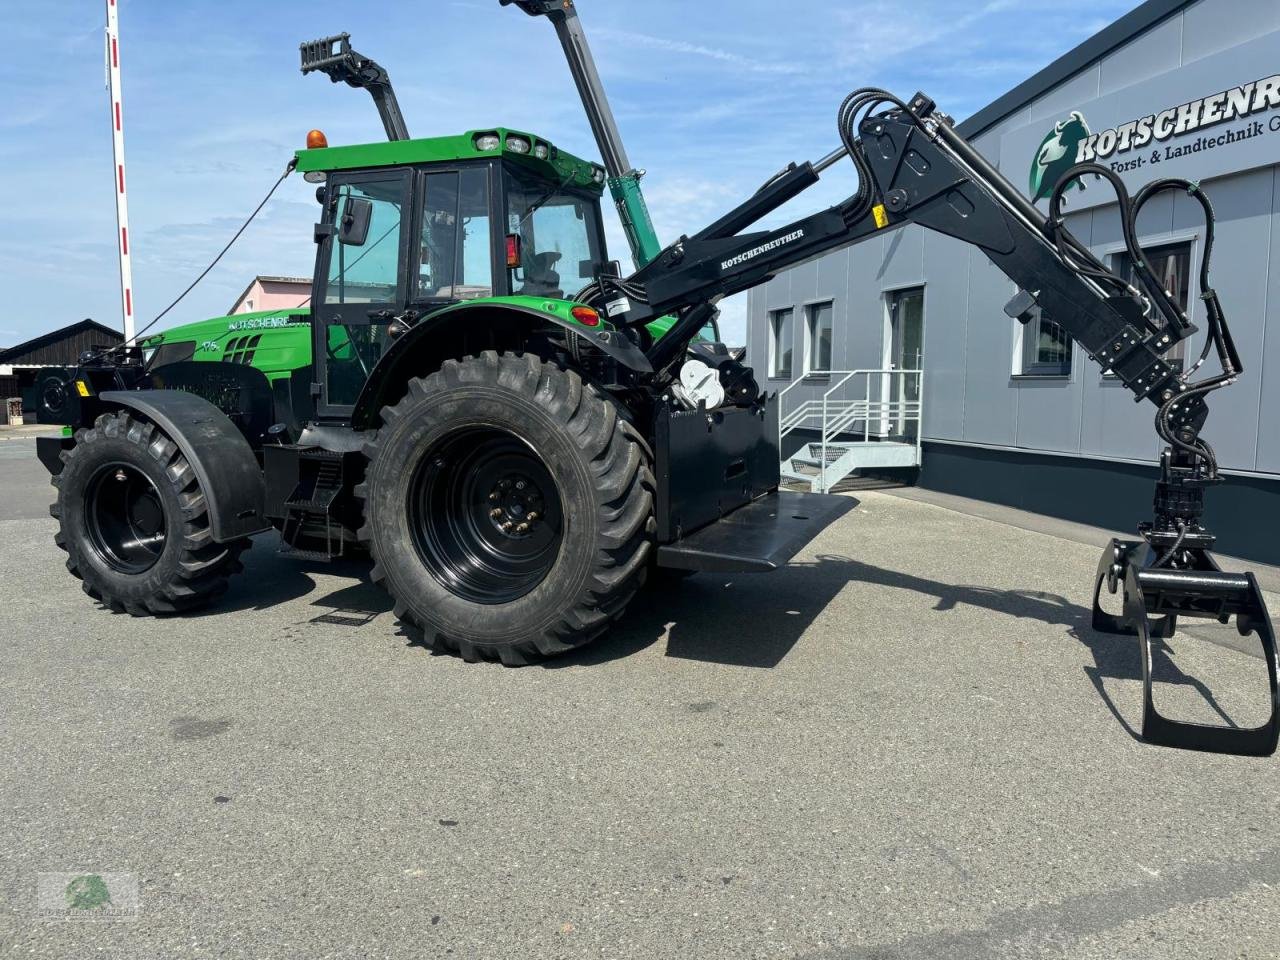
350, 299, 651, 428
99, 390, 270, 541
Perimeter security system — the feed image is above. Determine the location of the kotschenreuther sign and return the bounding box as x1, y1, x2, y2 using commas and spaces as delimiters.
1004, 27, 1280, 210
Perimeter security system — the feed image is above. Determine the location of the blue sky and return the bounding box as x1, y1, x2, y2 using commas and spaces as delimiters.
1, 0, 1139, 347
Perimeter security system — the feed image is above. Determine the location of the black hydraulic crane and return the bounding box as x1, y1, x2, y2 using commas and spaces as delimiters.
510, 5, 1278, 756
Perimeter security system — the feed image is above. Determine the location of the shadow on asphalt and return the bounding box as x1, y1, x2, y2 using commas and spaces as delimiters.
166, 532, 1253, 738
551, 552, 1253, 739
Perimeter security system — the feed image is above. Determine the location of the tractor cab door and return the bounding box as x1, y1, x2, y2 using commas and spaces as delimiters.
313, 169, 412, 416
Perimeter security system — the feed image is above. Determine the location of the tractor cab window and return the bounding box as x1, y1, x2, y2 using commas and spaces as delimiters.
416, 168, 493, 302
322, 175, 408, 407
505, 171, 603, 299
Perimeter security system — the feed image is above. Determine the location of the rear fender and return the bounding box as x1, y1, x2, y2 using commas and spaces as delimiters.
350, 300, 651, 429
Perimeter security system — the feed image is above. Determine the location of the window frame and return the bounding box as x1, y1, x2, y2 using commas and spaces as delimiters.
1017, 312, 1073, 378
1109, 239, 1193, 369
768, 307, 794, 380
411, 161, 501, 306
802, 300, 834, 377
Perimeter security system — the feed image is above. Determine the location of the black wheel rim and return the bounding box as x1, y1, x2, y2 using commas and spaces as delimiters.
409, 427, 564, 604
84, 461, 168, 574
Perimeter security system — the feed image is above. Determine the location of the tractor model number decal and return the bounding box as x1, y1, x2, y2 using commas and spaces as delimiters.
720, 229, 804, 271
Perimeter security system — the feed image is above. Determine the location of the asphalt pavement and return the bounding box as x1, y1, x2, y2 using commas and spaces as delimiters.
2, 436, 1279, 959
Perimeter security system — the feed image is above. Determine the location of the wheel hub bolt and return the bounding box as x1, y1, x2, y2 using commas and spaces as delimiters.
515, 480, 526, 491
114, 469, 127, 482
527, 511, 539, 522
516, 522, 529, 534
490, 507, 503, 519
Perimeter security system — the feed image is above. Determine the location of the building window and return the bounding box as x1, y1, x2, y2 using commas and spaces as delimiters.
804, 302, 833, 375
768, 308, 793, 379
1112, 241, 1191, 365
1021, 313, 1072, 376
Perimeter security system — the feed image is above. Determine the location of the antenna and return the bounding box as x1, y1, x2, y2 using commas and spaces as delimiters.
105, 0, 135, 341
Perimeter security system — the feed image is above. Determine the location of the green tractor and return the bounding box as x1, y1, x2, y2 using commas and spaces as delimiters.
35, 9, 826, 667
33, 3, 1280, 755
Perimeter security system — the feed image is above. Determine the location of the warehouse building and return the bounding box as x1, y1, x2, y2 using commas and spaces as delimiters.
0, 319, 123, 411
750, 0, 1280, 564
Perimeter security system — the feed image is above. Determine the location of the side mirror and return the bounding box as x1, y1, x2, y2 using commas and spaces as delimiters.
338, 196, 373, 246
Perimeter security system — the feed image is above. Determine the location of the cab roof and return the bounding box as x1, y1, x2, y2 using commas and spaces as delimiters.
293, 127, 605, 193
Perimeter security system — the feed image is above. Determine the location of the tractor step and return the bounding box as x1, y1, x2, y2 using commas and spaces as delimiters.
656, 490, 855, 573
271, 446, 357, 562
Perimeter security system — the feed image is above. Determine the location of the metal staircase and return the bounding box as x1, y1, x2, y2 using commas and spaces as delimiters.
778, 369, 923, 493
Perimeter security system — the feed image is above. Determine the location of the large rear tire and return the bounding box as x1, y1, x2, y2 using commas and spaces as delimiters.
50, 411, 249, 615
358, 351, 654, 665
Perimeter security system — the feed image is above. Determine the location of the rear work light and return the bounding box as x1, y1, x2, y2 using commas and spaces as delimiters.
474, 133, 501, 151
506, 135, 531, 154
571, 306, 600, 327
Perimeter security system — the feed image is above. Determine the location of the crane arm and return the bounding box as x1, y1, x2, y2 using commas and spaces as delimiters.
588, 89, 1277, 757
299, 33, 409, 142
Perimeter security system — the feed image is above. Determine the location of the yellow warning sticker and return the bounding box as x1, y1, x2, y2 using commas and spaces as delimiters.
872, 204, 889, 229
75, 380, 91, 398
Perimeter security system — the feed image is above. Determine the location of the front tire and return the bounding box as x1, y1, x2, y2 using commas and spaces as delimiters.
358, 352, 654, 665
51, 411, 249, 615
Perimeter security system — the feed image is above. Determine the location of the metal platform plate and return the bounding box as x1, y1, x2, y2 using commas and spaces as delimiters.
656, 490, 855, 573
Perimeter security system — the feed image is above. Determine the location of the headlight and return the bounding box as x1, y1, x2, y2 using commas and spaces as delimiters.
474, 133, 501, 151
303, 170, 327, 184
591, 165, 605, 184
533, 143, 549, 159
506, 135, 530, 154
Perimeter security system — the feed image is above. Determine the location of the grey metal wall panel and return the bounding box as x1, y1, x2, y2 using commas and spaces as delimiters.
1028, 67, 1100, 123
846, 234, 888, 370
1077, 205, 1164, 462
960, 255, 1018, 446
1258, 166, 1280, 473
1014, 364, 1084, 454
970, 108, 1032, 171
1172, 166, 1273, 471
1099, 14, 1183, 96
1182, 0, 1280, 64
876, 224, 925, 290
920, 231, 970, 442
788, 259, 819, 307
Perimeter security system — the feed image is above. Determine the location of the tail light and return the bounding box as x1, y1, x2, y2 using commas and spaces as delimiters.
505, 234, 522, 268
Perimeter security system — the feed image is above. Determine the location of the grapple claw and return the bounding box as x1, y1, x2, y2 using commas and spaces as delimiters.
1092, 538, 1139, 636
1098, 539, 1280, 757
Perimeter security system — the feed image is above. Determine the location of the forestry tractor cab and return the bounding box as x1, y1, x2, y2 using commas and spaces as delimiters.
33, 2, 1277, 756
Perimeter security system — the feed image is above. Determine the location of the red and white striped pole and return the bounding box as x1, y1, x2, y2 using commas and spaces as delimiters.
105, 0, 135, 341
